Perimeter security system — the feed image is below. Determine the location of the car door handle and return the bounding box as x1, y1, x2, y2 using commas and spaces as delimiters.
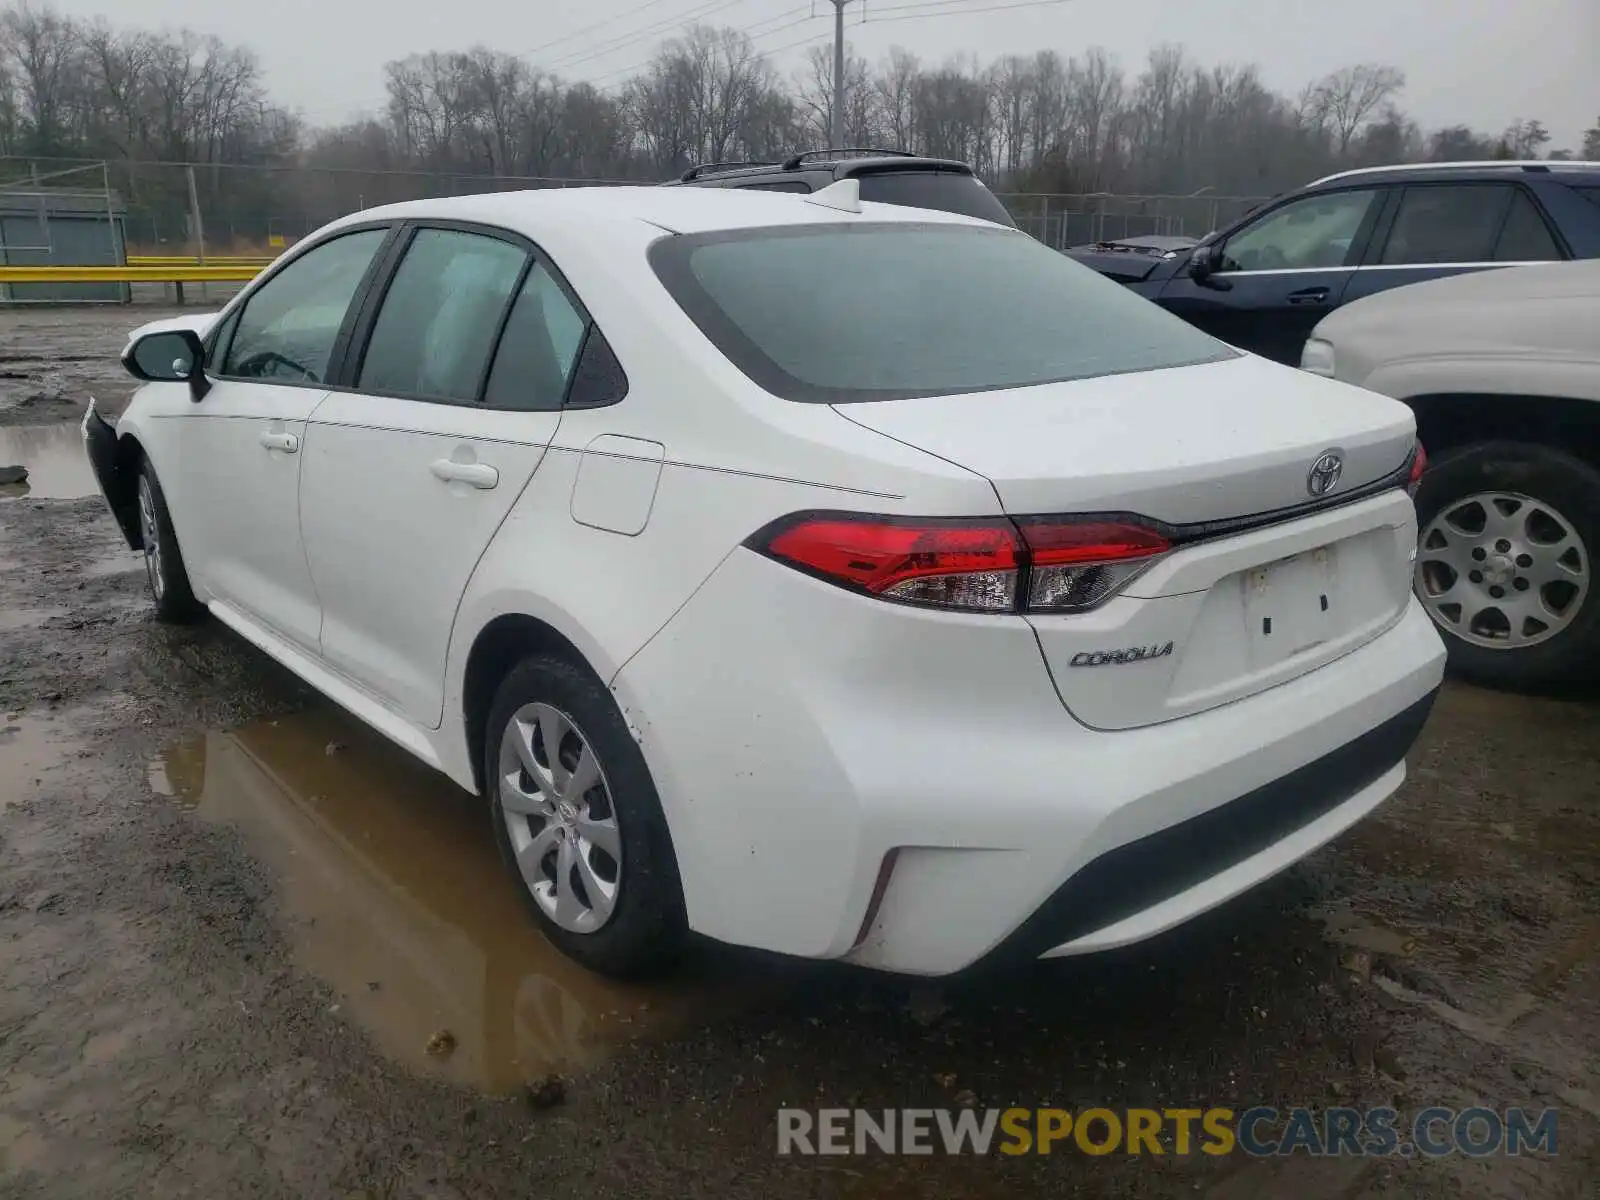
259, 431, 299, 453
1287, 287, 1331, 305
430, 459, 499, 489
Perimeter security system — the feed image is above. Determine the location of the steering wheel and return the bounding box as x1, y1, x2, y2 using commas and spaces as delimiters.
232, 350, 317, 382
1253, 245, 1290, 271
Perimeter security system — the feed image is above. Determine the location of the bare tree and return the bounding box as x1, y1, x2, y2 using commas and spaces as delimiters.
1500, 117, 1550, 158
1, 0, 78, 153
1306, 63, 1406, 157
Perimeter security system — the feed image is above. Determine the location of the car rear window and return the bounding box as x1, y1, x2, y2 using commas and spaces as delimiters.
854, 171, 1016, 226
649, 223, 1236, 404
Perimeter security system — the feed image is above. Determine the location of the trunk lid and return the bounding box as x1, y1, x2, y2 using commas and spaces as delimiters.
835, 354, 1420, 729
833, 353, 1415, 525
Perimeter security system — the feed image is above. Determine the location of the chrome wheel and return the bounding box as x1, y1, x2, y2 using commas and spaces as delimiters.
138, 474, 164, 601
1417, 491, 1589, 649
497, 702, 621, 934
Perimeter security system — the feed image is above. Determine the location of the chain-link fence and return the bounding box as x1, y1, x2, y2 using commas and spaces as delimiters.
3, 156, 1272, 263
999, 191, 1270, 249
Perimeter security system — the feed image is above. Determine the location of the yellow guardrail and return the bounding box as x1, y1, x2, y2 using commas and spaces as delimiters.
127, 255, 276, 266
0, 264, 264, 283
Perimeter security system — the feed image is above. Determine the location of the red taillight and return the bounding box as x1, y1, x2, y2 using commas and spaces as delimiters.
1408, 440, 1428, 494
762, 516, 1021, 611
751, 513, 1170, 614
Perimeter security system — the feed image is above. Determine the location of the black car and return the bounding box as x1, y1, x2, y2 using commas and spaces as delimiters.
1066, 161, 1600, 365
668, 149, 1017, 228
1062, 234, 1200, 278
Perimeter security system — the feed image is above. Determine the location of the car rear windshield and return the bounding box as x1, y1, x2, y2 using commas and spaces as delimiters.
648, 223, 1236, 403
853, 171, 1017, 227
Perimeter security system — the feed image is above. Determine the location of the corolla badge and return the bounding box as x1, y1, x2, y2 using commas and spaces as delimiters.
1307, 450, 1344, 497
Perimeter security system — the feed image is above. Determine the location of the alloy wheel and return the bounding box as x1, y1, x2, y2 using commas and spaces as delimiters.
496, 702, 622, 933
1416, 491, 1589, 649
138, 474, 164, 601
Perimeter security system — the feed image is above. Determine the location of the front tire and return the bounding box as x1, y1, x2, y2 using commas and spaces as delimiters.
1413, 441, 1599, 690
137, 460, 204, 624
483, 655, 687, 978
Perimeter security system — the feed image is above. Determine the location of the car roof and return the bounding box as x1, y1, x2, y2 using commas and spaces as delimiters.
1306, 160, 1600, 190
322, 184, 998, 240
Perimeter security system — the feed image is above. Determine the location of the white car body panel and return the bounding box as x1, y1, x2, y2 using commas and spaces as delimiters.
99, 185, 1446, 976
1308, 259, 1600, 399
164, 378, 329, 650
837, 353, 1414, 524
298, 394, 559, 726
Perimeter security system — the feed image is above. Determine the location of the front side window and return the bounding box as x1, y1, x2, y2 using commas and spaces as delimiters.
205, 308, 242, 372
223, 228, 388, 383
359, 228, 528, 403
650, 223, 1235, 404
1378, 185, 1512, 265
482, 262, 589, 411
1220, 189, 1380, 272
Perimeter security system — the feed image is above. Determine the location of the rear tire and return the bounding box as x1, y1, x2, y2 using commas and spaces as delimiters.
1413, 440, 1600, 691
483, 654, 687, 978
137, 459, 205, 624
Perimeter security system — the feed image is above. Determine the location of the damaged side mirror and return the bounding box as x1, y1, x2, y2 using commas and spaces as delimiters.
123, 328, 211, 401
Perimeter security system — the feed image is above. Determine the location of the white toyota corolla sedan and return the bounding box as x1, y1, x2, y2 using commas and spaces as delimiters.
85, 182, 1445, 978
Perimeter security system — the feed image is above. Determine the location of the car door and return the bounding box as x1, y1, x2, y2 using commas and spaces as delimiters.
297, 223, 589, 727
172, 226, 393, 650
1154, 186, 1385, 364
1339, 183, 1566, 309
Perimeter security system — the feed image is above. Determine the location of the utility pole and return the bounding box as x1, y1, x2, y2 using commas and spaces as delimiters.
830, 0, 855, 150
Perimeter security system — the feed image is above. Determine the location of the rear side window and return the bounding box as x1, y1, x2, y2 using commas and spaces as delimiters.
1575, 186, 1600, 210
360, 228, 526, 403
1379, 185, 1510, 265
650, 223, 1234, 404
1494, 191, 1563, 261
855, 172, 1016, 227
736, 180, 812, 194
483, 262, 588, 411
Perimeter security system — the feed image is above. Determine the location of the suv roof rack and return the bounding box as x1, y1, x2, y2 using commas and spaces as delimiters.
678, 160, 780, 182
779, 148, 918, 170
1308, 160, 1600, 188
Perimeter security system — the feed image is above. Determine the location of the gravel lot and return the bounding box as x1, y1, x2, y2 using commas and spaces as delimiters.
1, 305, 1597, 1198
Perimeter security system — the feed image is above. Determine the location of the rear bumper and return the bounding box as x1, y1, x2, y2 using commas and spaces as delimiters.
81, 400, 140, 549
991, 688, 1435, 967
615, 548, 1447, 975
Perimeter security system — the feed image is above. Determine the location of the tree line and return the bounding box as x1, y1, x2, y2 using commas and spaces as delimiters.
3, 0, 1598, 240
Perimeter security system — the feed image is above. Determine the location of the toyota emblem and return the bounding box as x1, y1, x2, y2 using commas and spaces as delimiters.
1307, 450, 1344, 497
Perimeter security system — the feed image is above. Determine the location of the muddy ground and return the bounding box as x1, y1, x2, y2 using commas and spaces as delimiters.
1, 306, 1598, 1198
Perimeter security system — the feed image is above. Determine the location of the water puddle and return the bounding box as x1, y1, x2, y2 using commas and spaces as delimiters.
0, 711, 87, 809
150, 709, 763, 1092
0, 424, 97, 500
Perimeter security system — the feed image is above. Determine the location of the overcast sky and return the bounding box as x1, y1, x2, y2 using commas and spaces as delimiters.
49, 0, 1599, 148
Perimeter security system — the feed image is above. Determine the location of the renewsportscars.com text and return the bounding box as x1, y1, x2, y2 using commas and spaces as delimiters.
776, 1106, 1559, 1158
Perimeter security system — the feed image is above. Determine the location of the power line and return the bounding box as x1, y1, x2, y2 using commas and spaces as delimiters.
861, 0, 1082, 23
548, 0, 749, 70
753, 25, 833, 57
519, 0, 681, 58
577, 5, 819, 89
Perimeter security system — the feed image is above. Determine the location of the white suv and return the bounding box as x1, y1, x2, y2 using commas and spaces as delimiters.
86, 182, 1445, 978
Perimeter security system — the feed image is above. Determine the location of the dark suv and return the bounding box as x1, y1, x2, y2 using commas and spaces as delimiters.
1066, 161, 1600, 365
668, 149, 1017, 228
